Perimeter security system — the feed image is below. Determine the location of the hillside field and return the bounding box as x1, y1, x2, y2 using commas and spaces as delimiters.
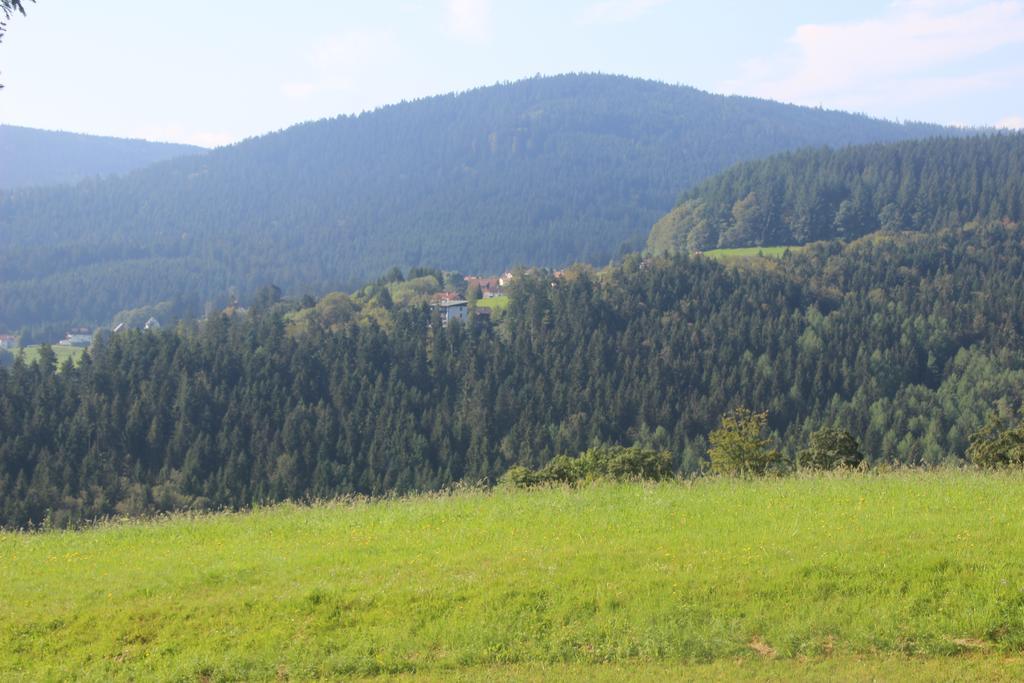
3, 472, 1024, 681
701, 246, 802, 260
475, 295, 510, 312
14, 344, 85, 368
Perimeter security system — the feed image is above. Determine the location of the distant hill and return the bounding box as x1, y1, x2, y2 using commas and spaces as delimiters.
0, 73, 961, 332
647, 133, 1023, 254
0, 125, 205, 189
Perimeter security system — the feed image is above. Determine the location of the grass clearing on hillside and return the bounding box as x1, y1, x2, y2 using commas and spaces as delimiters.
475, 294, 509, 312
702, 245, 802, 260
3, 472, 1024, 680
15, 344, 85, 368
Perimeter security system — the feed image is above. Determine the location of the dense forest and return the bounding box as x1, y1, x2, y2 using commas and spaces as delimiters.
0, 73, 957, 334
0, 124, 204, 189
648, 133, 1024, 253
4, 222, 1024, 527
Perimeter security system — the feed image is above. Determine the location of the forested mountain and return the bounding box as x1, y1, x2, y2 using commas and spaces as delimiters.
0, 125, 205, 189
647, 133, 1023, 254
0, 73, 958, 334
4, 222, 1024, 527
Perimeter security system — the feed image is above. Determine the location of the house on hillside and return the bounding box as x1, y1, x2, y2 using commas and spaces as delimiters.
58, 328, 92, 348
431, 299, 468, 327
464, 275, 504, 298
0, 334, 17, 350
431, 291, 462, 304
144, 317, 161, 331
472, 307, 492, 325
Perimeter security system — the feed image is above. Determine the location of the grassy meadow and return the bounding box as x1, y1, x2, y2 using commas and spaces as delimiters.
475, 294, 510, 312
14, 344, 86, 368
702, 245, 802, 260
3, 472, 1024, 680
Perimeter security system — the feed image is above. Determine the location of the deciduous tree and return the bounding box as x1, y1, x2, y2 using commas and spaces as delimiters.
708, 408, 781, 476
798, 427, 864, 470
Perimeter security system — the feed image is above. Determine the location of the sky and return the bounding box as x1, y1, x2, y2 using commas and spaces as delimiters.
1, 0, 1023, 147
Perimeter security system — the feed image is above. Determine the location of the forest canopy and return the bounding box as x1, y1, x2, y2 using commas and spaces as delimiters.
3, 222, 1024, 527
648, 133, 1023, 254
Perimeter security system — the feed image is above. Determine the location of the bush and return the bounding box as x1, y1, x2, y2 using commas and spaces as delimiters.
502, 444, 674, 488
708, 408, 781, 476
798, 427, 865, 470
500, 466, 540, 488
588, 445, 674, 481
543, 455, 585, 484
967, 414, 1024, 467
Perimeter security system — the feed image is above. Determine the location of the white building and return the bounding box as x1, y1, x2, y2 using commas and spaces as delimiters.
0, 334, 17, 350
58, 332, 92, 348
433, 300, 469, 326
144, 317, 161, 331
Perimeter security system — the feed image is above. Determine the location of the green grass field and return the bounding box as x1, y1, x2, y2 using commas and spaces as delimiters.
4, 472, 1024, 680
702, 245, 802, 260
14, 344, 86, 368
475, 295, 510, 312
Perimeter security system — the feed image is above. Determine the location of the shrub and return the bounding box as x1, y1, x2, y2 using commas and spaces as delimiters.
500, 466, 540, 488
798, 427, 865, 470
502, 444, 674, 488
577, 444, 674, 481
967, 414, 1024, 467
708, 408, 781, 476
543, 455, 585, 484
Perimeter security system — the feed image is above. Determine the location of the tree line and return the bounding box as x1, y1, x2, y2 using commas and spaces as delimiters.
3, 222, 1024, 527
648, 133, 1024, 254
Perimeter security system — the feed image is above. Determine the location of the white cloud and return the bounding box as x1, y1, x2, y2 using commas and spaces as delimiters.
281, 29, 401, 99
815, 65, 1024, 113
892, 0, 978, 9
996, 114, 1024, 128
281, 82, 319, 99
722, 1, 1024, 110
445, 0, 491, 43
581, 0, 669, 24
891, 0, 977, 9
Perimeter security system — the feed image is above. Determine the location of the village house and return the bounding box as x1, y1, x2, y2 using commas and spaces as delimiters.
431, 299, 469, 327
430, 291, 462, 304
0, 334, 18, 350
464, 275, 505, 298
58, 328, 93, 348
472, 307, 492, 324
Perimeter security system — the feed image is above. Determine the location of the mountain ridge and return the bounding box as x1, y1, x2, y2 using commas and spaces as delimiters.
0, 73, 965, 333
0, 124, 206, 189
646, 133, 1024, 254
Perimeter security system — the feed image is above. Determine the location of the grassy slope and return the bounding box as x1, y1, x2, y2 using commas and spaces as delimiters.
15, 344, 85, 368
475, 295, 510, 311
3, 473, 1024, 680
701, 246, 802, 260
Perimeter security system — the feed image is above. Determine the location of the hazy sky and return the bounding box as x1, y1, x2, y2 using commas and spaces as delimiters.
2, 0, 1023, 147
